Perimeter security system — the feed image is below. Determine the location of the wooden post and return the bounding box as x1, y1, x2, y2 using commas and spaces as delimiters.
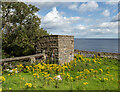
43, 50, 46, 60
30, 57, 36, 64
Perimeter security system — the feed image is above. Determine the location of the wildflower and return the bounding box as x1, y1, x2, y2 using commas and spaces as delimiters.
110, 75, 113, 77
93, 70, 98, 74
63, 66, 68, 69
84, 69, 90, 74
106, 74, 109, 76
76, 76, 79, 79
60, 72, 65, 75
83, 82, 88, 85
82, 58, 85, 62
99, 69, 103, 73
26, 66, 30, 71
84, 76, 87, 79
78, 59, 80, 62
21, 77, 24, 80
25, 83, 32, 88
70, 77, 73, 81
33, 68, 34, 72
93, 60, 96, 63
94, 55, 96, 58
64, 62, 67, 65
2, 76, 5, 82
8, 74, 10, 76
90, 69, 94, 72
11, 73, 14, 76
12, 68, 17, 73
106, 67, 109, 69
0, 88, 2, 91
104, 78, 108, 81
17, 64, 23, 71
9, 88, 12, 90
20, 64, 23, 67
33, 73, 39, 78
79, 71, 83, 73
97, 56, 99, 58
66, 72, 70, 78
41, 66, 45, 70
87, 59, 90, 62
89, 64, 92, 66
98, 62, 101, 64
17, 64, 23, 68
33, 85, 37, 88
49, 77, 54, 82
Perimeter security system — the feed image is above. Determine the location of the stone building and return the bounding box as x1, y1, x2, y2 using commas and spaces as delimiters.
36, 35, 74, 64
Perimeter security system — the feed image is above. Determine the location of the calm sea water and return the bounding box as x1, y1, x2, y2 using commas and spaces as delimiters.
74, 38, 118, 53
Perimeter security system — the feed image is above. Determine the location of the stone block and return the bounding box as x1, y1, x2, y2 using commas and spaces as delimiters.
36, 35, 74, 64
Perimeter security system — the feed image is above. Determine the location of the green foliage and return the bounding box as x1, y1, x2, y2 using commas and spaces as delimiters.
2, 2, 49, 58
2, 57, 118, 90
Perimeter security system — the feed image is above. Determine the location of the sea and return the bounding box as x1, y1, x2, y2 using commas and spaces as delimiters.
74, 38, 119, 53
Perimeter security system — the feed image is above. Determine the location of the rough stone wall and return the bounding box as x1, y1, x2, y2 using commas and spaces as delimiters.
36, 35, 74, 64
58, 36, 74, 64
36, 35, 59, 63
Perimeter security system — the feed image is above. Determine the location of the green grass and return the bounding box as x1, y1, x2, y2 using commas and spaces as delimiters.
2, 55, 119, 90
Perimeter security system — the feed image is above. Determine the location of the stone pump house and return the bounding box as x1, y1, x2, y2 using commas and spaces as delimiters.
36, 35, 74, 64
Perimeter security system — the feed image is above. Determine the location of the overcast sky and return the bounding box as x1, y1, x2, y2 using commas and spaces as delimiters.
26, 1, 119, 38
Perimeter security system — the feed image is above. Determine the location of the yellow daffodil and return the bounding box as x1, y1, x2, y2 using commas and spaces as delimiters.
8, 74, 10, 76
104, 78, 108, 81
76, 76, 79, 79
9, 88, 12, 90
1, 76, 5, 82
0, 88, 2, 91
25, 83, 32, 88
99, 69, 103, 73
83, 82, 88, 85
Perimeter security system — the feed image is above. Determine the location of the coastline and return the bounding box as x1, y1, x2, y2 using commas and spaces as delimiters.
74, 49, 120, 60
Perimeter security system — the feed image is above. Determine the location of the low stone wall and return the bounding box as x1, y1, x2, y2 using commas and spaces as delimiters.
74, 49, 120, 60
1, 54, 45, 64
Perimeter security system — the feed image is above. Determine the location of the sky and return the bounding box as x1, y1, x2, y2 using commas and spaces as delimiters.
25, 1, 119, 38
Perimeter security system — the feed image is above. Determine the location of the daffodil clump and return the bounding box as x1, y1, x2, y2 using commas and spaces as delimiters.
25, 83, 32, 88
83, 82, 88, 85
17, 64, 23, 72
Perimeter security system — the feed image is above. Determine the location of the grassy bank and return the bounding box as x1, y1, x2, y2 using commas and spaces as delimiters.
1, 53, 119, 90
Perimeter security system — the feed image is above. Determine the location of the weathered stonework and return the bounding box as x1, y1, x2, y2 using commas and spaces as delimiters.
36, 35, 74, 64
